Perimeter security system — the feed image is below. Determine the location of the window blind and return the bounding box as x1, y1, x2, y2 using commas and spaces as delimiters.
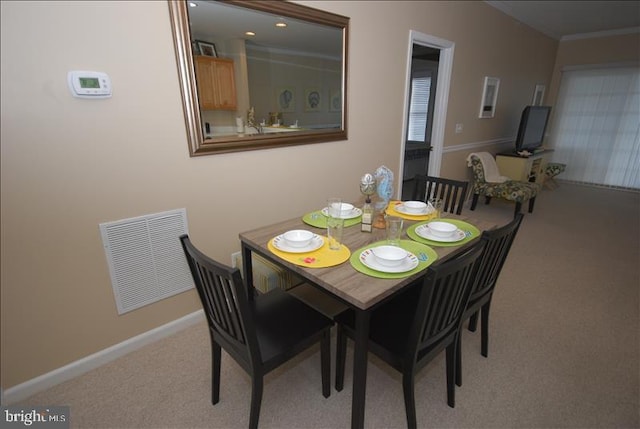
548, 66, 639, 189
407, 76, 431, 142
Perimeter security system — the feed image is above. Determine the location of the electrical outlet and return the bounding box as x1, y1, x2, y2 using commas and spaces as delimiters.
455, 123, 463, 134
231, 251, 241, 268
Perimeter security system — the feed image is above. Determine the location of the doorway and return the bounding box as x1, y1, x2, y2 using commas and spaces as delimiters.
401, 45, 440, 199
399, 31, 455, 200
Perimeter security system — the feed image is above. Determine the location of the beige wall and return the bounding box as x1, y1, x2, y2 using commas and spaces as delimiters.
1, 0, 558, 389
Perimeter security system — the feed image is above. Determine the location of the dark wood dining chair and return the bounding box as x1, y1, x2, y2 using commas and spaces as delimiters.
411, 174, 469, 215
180, 235, 334, 429
455, 213, 524, 387
334, 241, 485, 429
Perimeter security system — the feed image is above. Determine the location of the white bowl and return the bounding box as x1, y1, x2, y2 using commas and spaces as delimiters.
403, 200, 428, 214
339, 203, 355, 217
428, 221, 457, 238
329, 202, 355, 217
283, 229, 314, 248
371, 245, 408, 267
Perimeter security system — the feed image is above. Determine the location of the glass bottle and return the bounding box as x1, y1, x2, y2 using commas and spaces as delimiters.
361, 199, 373, 232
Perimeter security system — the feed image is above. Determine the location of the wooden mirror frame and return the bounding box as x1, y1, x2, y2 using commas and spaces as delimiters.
168, 0, 349, 156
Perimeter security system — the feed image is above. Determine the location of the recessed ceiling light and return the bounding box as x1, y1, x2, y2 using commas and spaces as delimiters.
275, 22, 287, 28
245, 31, 256, 36
188, 2, 197, 7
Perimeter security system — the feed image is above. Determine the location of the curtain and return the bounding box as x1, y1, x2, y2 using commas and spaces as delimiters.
548, 66, 640, 189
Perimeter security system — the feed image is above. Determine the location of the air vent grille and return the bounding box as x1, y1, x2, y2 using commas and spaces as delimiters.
99, 209, 193, 314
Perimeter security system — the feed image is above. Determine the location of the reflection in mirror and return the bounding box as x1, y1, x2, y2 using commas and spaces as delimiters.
168, 0, 349, 156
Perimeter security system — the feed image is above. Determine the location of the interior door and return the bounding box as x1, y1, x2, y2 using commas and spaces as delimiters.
402, 45, 440, 200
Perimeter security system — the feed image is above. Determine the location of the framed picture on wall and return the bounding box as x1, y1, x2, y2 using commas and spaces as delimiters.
191, 41, 201, 56
196, 40, 217, 57
305, 88, 322, 112
532, 84, 545, 105
479, 76, 500, 118
276, 87, 296, 112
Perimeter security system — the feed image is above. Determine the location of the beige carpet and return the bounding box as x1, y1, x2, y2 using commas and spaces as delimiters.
16, 183, 640, 428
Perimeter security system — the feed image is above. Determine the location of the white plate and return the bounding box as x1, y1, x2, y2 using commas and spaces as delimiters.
359, 248, 419, 273
321, 207, 363, 219
415, 224, 466, 243
272, 234, 324, 253
395, 203, 433, 216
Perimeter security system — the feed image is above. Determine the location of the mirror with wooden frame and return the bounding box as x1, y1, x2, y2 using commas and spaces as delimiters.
168, 0, 349, 156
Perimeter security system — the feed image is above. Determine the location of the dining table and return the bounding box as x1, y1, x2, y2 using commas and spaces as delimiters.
239, 202, 499, 429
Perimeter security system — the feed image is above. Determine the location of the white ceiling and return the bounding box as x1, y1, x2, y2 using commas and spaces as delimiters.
485, 0, 640, 40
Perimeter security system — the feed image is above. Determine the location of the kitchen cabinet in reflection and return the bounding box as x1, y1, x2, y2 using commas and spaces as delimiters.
194, 56, 237, 111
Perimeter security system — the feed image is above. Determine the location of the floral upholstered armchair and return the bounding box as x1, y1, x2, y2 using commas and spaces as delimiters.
544, 162, 567, 189
467, 153, 540, 218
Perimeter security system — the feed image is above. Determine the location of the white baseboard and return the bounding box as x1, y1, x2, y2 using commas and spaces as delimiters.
2, 310, 205, 405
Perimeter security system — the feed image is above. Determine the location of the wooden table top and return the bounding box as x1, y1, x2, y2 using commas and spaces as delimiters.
240, 214, 498, 310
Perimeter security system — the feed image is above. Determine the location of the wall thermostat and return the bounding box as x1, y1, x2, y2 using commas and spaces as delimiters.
68, 70, 112, 99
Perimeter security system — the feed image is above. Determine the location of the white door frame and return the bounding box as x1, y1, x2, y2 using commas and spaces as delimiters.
398, 31, 455, 197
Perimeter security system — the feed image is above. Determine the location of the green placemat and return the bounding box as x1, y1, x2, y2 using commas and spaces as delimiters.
407, 219, 480, 247
349, 239, 437, 279
302, 210, 362, 228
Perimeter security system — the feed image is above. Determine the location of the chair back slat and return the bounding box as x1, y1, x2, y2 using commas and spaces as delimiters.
409, 242, 484, 356
209, 269, 245, 344
412, 175, 469, 215
468, 213, 524, 305
181, 235, 258, 364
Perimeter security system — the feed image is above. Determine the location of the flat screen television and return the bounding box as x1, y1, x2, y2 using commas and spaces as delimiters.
515, 105, 551, 152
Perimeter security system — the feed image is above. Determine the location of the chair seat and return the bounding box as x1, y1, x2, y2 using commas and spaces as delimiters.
335, 285, 421, 362
252, 288, 334, 367
473, 180, 539, 203
335, 284, 451, 372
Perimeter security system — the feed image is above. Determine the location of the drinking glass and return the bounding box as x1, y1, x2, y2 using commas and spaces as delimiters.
327, 216, 344, 250
386, 216, 404, 246
327, 197, 344, 250
327, 197, 342, 218
429, 197, 443, 218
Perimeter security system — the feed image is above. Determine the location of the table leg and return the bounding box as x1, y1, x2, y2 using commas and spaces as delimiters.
351, 308, 370, 429
241, 244, 254, 301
